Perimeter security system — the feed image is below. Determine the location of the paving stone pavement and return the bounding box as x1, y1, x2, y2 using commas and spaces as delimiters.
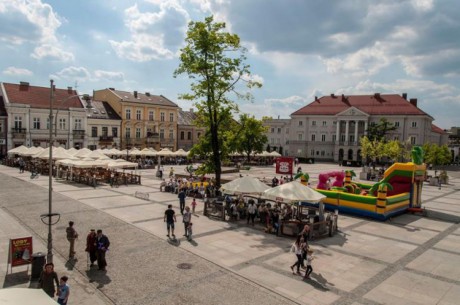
1, 163, 460, 305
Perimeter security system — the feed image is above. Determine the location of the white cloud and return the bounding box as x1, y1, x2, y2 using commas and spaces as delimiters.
94, 70, 124, 81
3, 66, 33, 76
110, 2, 189, 62
0, 0, 73, 62
52, 66, 91, 82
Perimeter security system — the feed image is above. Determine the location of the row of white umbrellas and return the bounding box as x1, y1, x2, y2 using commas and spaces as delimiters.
7, 145, 190, 159
229, 150, 281, 157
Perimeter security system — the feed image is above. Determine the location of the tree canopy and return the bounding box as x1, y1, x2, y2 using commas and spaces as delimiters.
367, 118, 397, 141
230, 114, 268, 162
422, 143, 452, 167
174, 16, 261, 187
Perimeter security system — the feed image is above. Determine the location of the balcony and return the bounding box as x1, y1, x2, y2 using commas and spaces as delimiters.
73, 129, 85, 139
147, 132, 160, 138
99, 135, 114, 142
11, 128, 27, 139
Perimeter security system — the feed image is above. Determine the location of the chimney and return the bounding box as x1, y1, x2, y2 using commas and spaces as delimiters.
145, 92, 150, 97
331, 93, 335, 98
108, 87, 115, 90
402, 93, 407, 100
315, 96, 318, 102
19, 81, 29, 87
342, 94, 346, 101
374, 93, 380, 98
409, 98, 418, 107
134, 91, 138, 98
67, 86, 72, 93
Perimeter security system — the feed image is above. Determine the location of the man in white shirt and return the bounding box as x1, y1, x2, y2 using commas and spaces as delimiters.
247, 200, 257, 226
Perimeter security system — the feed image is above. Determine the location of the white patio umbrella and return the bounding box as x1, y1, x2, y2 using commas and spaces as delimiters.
174, 149, 189, 157
55, 156, 80, 166
156, 148, 174, 156
66, 147, 79, 156
262, 180, 326, 203
220, 176, 271, 195
0, 288, 59, 305
107, 159, 138, 169
73, 148, 92, 158
7, 145, 29, 155
86, 150, 106, 159
32, 147, 73, 160
269, 151, 282, 157
129, 147, 142, 155
21, 146, 44, 157
71, 157, 107, 168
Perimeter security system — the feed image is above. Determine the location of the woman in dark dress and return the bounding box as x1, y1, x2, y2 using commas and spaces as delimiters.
39, 262, 59, 298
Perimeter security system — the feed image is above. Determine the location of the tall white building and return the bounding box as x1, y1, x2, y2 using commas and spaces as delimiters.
265, 93, 447, 163
1, 82, 87, 150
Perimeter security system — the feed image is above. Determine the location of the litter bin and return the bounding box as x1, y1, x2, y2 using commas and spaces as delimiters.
31, 252, 46, 280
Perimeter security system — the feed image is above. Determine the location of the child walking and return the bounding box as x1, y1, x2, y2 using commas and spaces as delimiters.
191, 198, 197, 214
303, 249, 314, 280
57, 276, 70, 305
290, 235, 304, 275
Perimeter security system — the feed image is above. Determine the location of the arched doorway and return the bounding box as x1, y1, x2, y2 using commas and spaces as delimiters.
348, 149, 353, 160
339, 149, 344, 161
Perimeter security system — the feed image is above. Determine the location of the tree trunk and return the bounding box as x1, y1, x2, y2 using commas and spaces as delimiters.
210, 123, 221, 188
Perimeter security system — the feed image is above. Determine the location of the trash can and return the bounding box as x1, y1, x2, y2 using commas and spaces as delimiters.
31, 252, 46, 280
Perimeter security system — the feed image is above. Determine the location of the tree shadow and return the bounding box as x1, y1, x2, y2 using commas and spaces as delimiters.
85, 269, 112, 289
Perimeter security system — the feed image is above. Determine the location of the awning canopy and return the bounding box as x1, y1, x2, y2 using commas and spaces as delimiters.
220, 176, 271, 195
262, 181, 326, 203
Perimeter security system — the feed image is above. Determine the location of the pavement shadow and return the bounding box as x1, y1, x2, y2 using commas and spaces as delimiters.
188, 239, 198, 247
167, 238, 181, 247
85, 269, 112, 289
312, 272, 335, 287
3, 270, 30, 288
65, 258, 78, 270
315, 231, 348, 247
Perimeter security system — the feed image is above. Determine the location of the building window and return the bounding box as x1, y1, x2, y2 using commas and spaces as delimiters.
149, 111, 154, 121
92, 127, 98, 137
74, 119, 82, 130
321, 134, 326, 142
33, 118, 40, 129
316, 151, 319, 156
136, 110, 142, 120
14, 116, 22, 129
125, 128, 131, 139
271, 128, 274, 133
170, 113, 174, 122
394, 136, 399, 141
394, 121, 400, 127
102, 127, 108, 137
411, 121, 417, 128
112, 127, 118, 137
310, 149, 315, 156
187, 132, 192, 140
298, 121, 303, 126
160, 129, 164, 139
297, 133, 303, 140
312, 121, 316, 126
311, 134, 316, 141
277, 128, 281, 133
59, 118, 66, 130
46, 118, 50, 129
0, 122, 2, 133
321, 151, 325, 156
332, 135, 337, 142
322, 121, 327, 126
410, 136, 416, 145
169, 129, 174, 139
341, 134, 346, 142
180, 131, 184, 140
271, 138, 275, 144
136, 128, 141, 138
161, 112, 165, 122
125, 109, 131, 119
333, 121, 337, 125
286, 128, 289, 134
197, 132, 201, 138
350, 135, 355, 143
276, 138, 280, 144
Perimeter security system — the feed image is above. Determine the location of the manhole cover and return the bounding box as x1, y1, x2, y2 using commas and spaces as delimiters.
177, 263, 192, 270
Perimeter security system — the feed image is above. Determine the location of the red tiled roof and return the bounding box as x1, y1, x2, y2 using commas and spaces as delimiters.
431, 124, 445, 134
291, 94, 429, 116
2, 83, 83, 110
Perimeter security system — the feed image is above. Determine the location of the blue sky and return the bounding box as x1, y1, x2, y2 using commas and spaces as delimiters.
1, 0, 459, 129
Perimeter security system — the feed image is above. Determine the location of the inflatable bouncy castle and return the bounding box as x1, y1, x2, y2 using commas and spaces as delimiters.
315, 147, 426, 220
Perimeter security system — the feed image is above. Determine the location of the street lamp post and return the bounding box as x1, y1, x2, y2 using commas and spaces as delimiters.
40, 81, 87, 263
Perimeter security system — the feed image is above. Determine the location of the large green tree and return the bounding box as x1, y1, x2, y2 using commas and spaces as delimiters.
423, 143, 452, 167
174, 16, 261, 187
231, 114, 268, 163
367, 118, 397, 141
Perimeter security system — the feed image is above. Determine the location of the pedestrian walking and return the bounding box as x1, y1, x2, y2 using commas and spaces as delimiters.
183, 206, 192, 238
178, 189, 186, 214
57, 275, 70, 305
96, 229, 110, 271
39, 263, 59, 298
85, 229, 97, 267
191, 197, 197, 213
164, 204, 177, 238
18, 158, 25, 173
303, 249, 314, 280
290, 235, 304, 275
65, 221, 78, 259
247, 200, 257, 226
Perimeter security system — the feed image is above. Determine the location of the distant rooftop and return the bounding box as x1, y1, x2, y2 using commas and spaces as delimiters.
109, 89, 178, 108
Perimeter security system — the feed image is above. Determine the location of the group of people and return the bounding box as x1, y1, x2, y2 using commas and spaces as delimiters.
161, 176, 219, 199
65, 221, 110, 271
290, 225, 315, 280
39, 263, 70, 305
270, 175, 294, 187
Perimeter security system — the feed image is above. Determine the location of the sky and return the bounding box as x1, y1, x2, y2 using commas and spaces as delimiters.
0, 0, 459, 129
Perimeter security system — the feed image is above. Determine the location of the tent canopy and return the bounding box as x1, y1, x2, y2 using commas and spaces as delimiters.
7, 145, 29, 155
220, 176, 271, 195
0, 288, 59, 305
262, 181, 326, 203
